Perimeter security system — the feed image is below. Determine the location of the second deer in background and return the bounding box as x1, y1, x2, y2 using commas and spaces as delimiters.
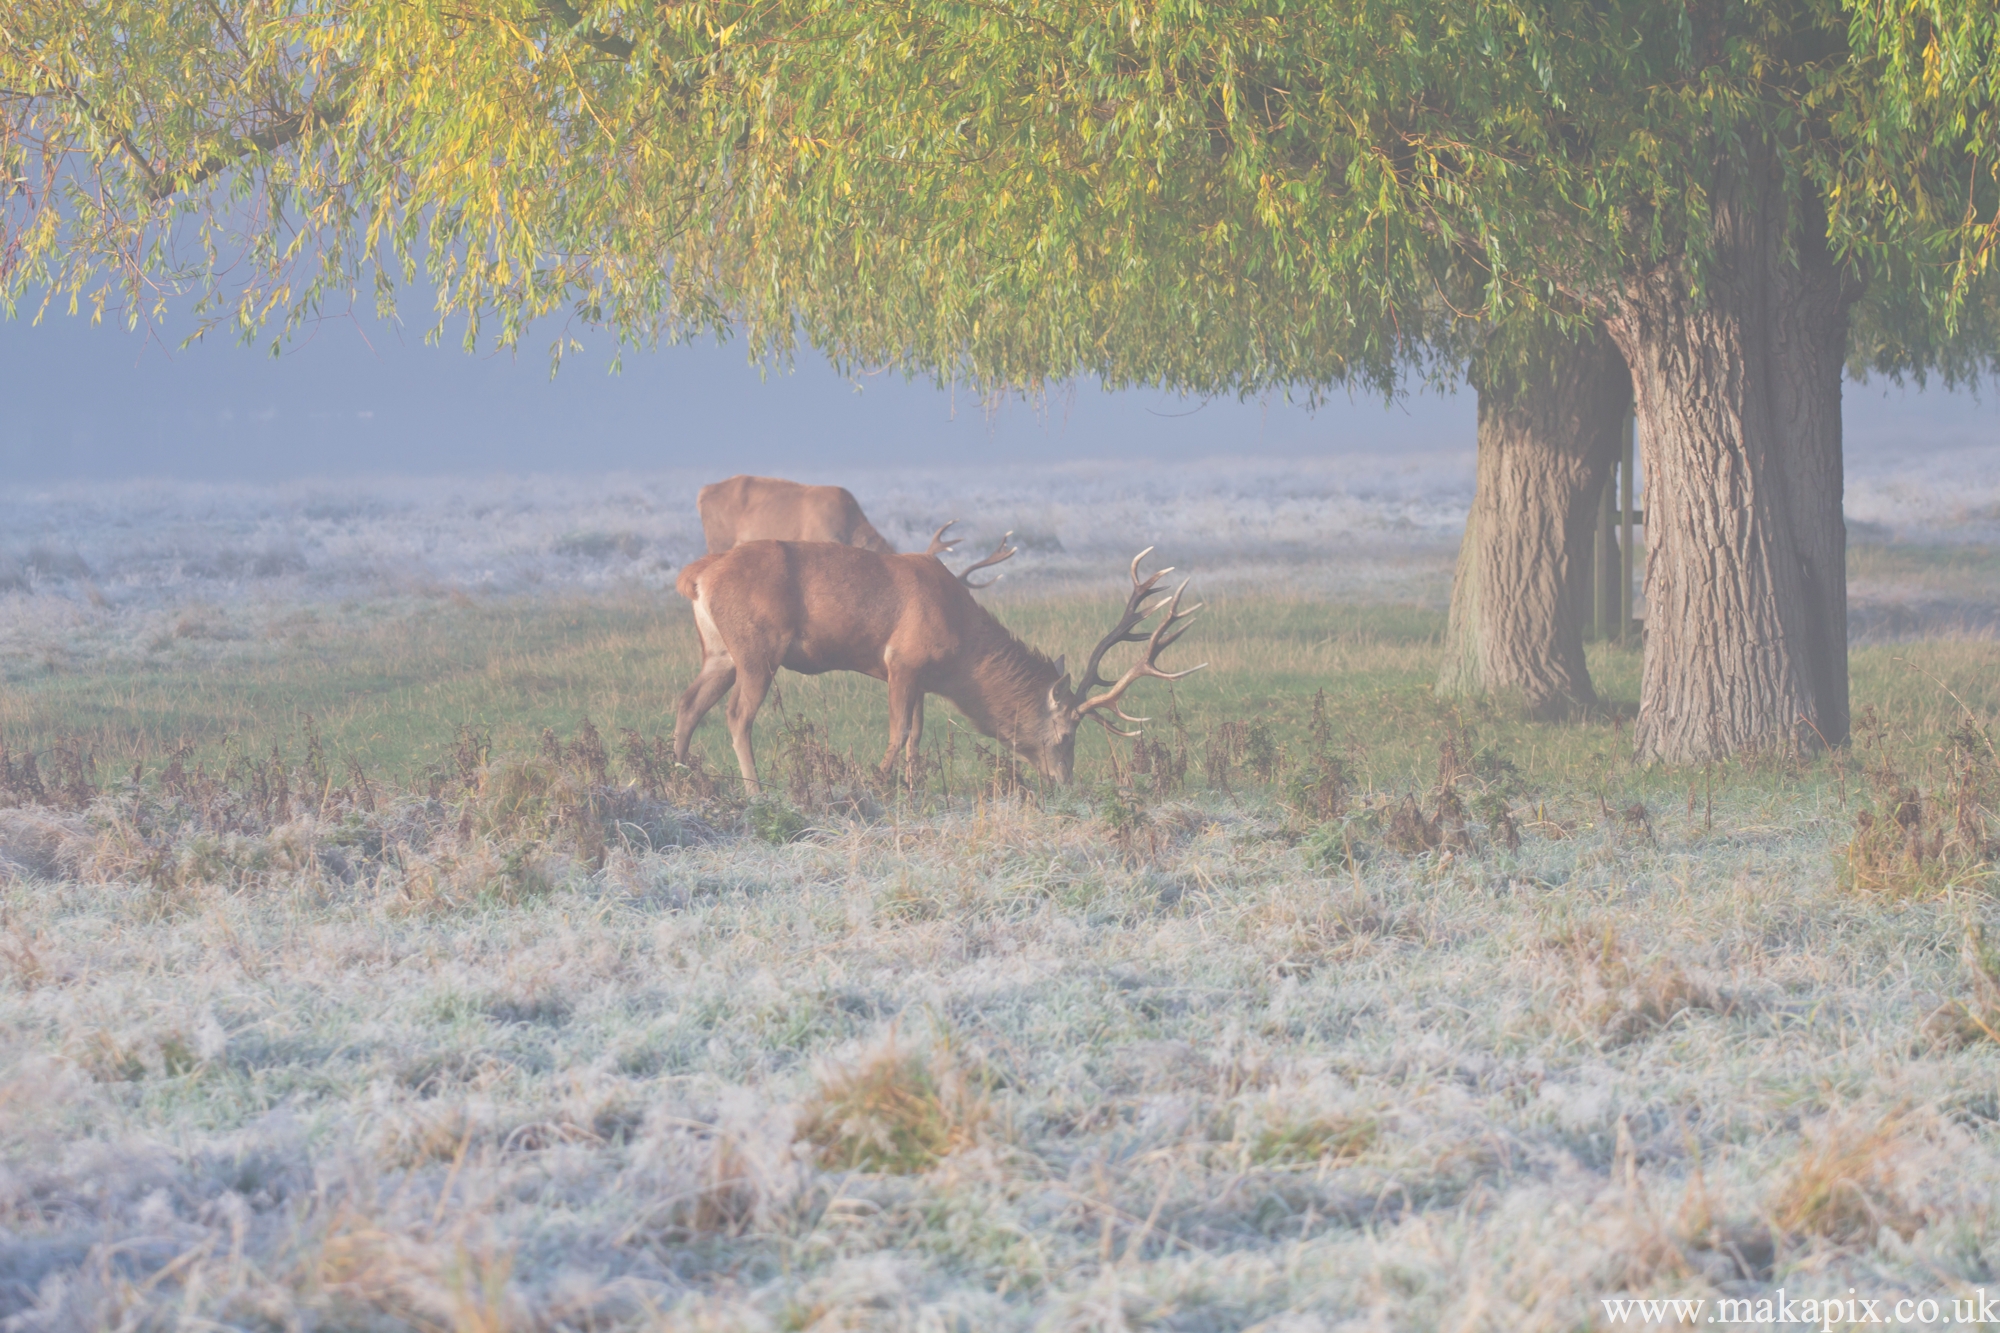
697, 474, 1017, 586
698, 475, 894, 553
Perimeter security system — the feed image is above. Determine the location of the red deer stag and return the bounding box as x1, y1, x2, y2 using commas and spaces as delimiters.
673, 543, 1200, 789
696, 475, 1017, 586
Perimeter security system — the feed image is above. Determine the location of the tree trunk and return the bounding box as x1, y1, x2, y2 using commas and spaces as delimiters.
1604, 168, 1856, 764
1439, 327, 1632, 720
1769, 202, 1855, 750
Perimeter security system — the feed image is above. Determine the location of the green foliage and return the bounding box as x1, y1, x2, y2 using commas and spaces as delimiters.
1, 0, 734, 359
9, 0, 1994, 396
747, 800, 809, 846
692, 0, 1995, 389
1302, 811, 1378, 874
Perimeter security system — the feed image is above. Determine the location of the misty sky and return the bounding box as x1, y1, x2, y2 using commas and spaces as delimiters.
2, 304, 1992, 480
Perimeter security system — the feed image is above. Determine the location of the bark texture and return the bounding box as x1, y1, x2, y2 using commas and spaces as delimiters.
1604, 167, 1856, 764
1439, 328, 1631, 720
1768, 209, 1854, 750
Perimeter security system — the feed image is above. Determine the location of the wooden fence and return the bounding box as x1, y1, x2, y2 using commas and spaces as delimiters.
1590, 412, 1643, 643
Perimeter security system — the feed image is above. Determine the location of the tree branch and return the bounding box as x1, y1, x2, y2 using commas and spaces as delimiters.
540, 0, 634, 62
149, 70, 358, 202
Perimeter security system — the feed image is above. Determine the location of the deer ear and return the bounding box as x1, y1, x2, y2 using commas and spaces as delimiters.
1052, 654, 1066, 677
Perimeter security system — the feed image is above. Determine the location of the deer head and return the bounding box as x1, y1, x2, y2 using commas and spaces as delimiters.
1001, 549, 1205, 783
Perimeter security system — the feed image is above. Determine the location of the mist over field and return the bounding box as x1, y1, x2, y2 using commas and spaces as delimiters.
1, 427, 1995, 660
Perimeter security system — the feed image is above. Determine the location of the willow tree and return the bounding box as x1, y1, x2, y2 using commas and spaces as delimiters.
8, 0, 1994, 762
0, 0, 743, 353
689, 1, 1908, 763
774, 1, 2000, 758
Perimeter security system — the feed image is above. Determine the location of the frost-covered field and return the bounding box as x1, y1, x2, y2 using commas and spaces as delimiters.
1844, 438, 2000, 546
1, 444, 1999, 1332
2, 708, 1999, 1332
0, 454, 1477, 607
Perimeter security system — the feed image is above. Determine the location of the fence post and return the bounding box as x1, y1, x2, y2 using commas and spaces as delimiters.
1594, 451, 1614, 641
1620, 411, 1635, 644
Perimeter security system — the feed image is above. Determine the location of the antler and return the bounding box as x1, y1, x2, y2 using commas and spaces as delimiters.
1072, 549, 1205, 725
1077, 547, 1176, 694
924, 521, 963, 558
958, 531, 1017, 588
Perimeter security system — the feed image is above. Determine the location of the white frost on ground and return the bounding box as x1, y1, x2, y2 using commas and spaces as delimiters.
0, 432, 1991, 618
0, 453, 1476, 608
1844, 441, 2000, 545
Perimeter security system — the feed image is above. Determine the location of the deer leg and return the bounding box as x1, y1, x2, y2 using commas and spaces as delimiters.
903, 697, 927, 783
882, 674, 922, 777
673, 658, 737, 763
725, 663, 775, 793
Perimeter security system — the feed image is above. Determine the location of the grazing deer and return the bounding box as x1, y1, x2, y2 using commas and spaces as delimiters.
698, 475, 895, 554
696, 474, 1018, 587
673, 543, 1201, 789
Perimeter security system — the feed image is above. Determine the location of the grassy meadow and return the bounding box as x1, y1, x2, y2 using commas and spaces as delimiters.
2, 547, 2000, 1330
0, 589, 1456, 785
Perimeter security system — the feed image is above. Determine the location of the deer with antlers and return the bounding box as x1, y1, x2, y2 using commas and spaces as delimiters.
672, 542, 1200, 789
696, 474, 1017, 587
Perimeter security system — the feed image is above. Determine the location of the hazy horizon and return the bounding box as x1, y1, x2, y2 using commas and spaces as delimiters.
6, 304, 1991, 482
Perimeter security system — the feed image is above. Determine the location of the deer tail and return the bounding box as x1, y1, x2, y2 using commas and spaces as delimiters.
676, 553, 720, 601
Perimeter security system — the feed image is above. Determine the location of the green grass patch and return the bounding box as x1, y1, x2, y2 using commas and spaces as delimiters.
3, 589, 1999, 810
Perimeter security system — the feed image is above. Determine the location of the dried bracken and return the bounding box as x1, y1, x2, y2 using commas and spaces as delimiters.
1556, 924, 1729, 1047
1922, 922, 2000, 1048
1842, 717, 1999, 897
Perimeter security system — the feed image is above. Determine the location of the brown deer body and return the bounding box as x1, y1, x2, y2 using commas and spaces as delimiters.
697, 475, 894, 554
673, 541, 1198, 789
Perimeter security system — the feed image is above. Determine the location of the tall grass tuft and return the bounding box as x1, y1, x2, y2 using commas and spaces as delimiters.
1766, 1113, 1932, 1245
799, 1035, 989, 1174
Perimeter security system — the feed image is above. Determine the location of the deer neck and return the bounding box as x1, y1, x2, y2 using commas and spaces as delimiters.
946, 624, 1064, 745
